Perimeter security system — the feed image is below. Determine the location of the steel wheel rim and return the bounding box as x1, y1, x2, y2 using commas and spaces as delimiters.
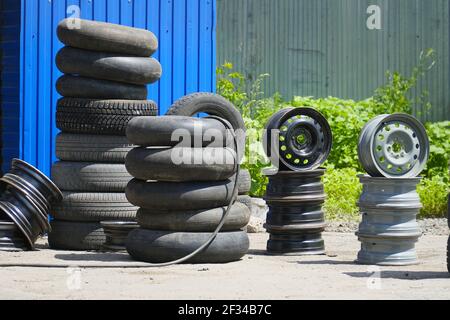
359, 114, 429, 178
0, 201, 34, 249
11, 158, 63, 203
264, 108, 332, 171
1, 178, 51, 233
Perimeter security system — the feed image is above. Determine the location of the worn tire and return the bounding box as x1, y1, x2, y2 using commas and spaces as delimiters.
125, 147, 236, 182
126, 178, 237, 211
137, 202, 250, 232
51, 192, 138, 222
56, 98, 157, 135
126, 116, 232, 148
236, 195, 252, 212
166, 93, 246, 159
234, 169, 251, 195
126, 229, 249, 263
57, 18, 158, 57
56, 47, 162, 85
48, 221, 105, 251
56, 75, 148, 100
56, 133, 134, 163
51, 162, 132, 192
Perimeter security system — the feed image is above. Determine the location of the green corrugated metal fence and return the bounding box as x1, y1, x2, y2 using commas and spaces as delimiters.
217, 0, 450, 122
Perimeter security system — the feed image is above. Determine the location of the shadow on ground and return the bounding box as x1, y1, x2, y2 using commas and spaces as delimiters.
247, 249, 269, 256
294, 259, 357, 266
345, 271, 450, 280
55, 252, 134, 263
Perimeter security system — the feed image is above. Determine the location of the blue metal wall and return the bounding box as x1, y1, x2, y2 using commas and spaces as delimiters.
0, 0, 21, 175
0, 0, 216, 175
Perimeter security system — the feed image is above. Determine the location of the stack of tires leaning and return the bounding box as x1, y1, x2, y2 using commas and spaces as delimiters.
125, 93, 251, 263
49, 18, 161, 250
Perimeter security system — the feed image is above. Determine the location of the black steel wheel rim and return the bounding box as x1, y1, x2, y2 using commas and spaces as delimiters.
0, 174, 49, 212
0, 201, 34, 249
0, 220, 28, 251
11, 158, 63, 203
1, 176, 51, 232
264, 108, 332, 171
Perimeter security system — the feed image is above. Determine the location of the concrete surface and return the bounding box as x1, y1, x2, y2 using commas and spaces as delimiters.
0, 232, 449, 300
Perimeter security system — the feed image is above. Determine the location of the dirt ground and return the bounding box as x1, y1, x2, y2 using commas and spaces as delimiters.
0, 232, 449, 300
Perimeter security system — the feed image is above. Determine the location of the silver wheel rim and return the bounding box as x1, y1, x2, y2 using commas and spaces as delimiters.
358, 114, 429, 178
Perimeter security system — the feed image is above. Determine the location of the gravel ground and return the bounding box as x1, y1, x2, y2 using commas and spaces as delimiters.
326, 219, 449, 236
0, 232, 448, 300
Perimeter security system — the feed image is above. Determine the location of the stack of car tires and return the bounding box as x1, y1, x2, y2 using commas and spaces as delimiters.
49, 18, 161, 251
125, 93, 251, 263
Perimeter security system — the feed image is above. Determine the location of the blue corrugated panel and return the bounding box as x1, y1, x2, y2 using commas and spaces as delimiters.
0, 0, 21, 174
0, 0, 216, 177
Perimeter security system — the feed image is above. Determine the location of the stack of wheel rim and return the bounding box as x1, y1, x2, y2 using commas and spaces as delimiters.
124, 93, 251, 263
356, 113, 430, 265
0, 159, 62, 251
262, 107, 332, 255
48, 18, 160, 251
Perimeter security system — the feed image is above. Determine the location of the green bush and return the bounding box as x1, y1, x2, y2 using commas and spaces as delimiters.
322, 168, 362, 221
417, 176, 449, 218
423, 121, 450, 181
